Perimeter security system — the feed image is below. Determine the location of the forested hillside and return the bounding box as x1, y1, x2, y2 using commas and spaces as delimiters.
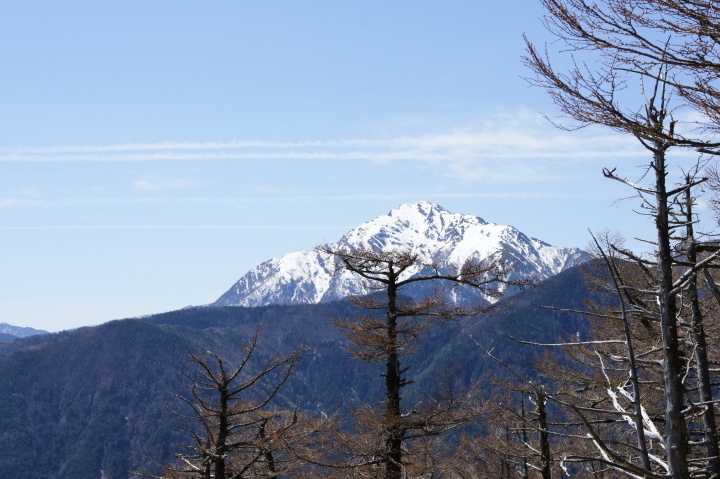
0, 265, 593, 479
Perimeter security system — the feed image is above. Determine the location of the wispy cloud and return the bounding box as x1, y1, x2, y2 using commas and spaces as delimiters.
133, 177, 194, 191
3, 111, 702, 194
0, 225, 352, 230
0, 113, 673, 165
0, 191, 615, 210
0, 140, 382, 154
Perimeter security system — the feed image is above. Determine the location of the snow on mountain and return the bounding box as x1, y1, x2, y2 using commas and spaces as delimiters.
213, 201, 589, 307
0, 322, 48, 338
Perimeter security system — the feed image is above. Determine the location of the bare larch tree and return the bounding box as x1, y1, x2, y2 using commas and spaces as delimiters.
136, 332, 334, 479
319, 246, 532, 479
525, 1, 720, 476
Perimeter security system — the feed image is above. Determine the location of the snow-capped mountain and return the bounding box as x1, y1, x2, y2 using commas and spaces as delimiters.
213, 201, 589, 307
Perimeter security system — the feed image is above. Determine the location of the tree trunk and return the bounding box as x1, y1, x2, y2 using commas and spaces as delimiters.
536, 387, 552, 479
654, 147, 688, 478
684, 182, 720, 476
259, 419, 278, 478
215, 381, 229, 479
385, 274, 403, 479
521, 396, 529, 479
593, 232, 652, 471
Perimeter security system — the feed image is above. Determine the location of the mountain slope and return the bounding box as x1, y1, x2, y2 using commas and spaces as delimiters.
0, 263, 598, 479
214, 201, 589, 307
0, 332, 17, 343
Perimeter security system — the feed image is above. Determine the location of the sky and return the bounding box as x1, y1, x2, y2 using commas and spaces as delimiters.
1, 1, 711, 333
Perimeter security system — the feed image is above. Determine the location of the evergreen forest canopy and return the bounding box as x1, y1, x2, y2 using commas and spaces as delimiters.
6, 0, 720, 478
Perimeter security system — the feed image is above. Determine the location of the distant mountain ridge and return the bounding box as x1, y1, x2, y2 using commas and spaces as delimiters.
214, 201, 589, 307
0, 322, 48, 339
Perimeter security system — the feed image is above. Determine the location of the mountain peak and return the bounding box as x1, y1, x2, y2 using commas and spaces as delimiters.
390, 201, 483, 221
212, 202, 589, 308
391, 201, 451, 217
387, 201, 483, 225
340, 201, 488, 251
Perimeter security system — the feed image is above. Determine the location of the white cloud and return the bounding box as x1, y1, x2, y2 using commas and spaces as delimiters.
133, 177, 194, 191
0, 110, 704, 192
0, 131, 657, 181
0, 112, 663, 166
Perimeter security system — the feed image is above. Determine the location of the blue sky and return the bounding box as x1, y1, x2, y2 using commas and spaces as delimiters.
1, 1, 701, 332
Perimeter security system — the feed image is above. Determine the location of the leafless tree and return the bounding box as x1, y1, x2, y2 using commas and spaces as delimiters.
135, 333, 334, 479
525, 1, 720, 475
475, 224, 720, 478
526, 0, 720, 150
319, 246, 532, 479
